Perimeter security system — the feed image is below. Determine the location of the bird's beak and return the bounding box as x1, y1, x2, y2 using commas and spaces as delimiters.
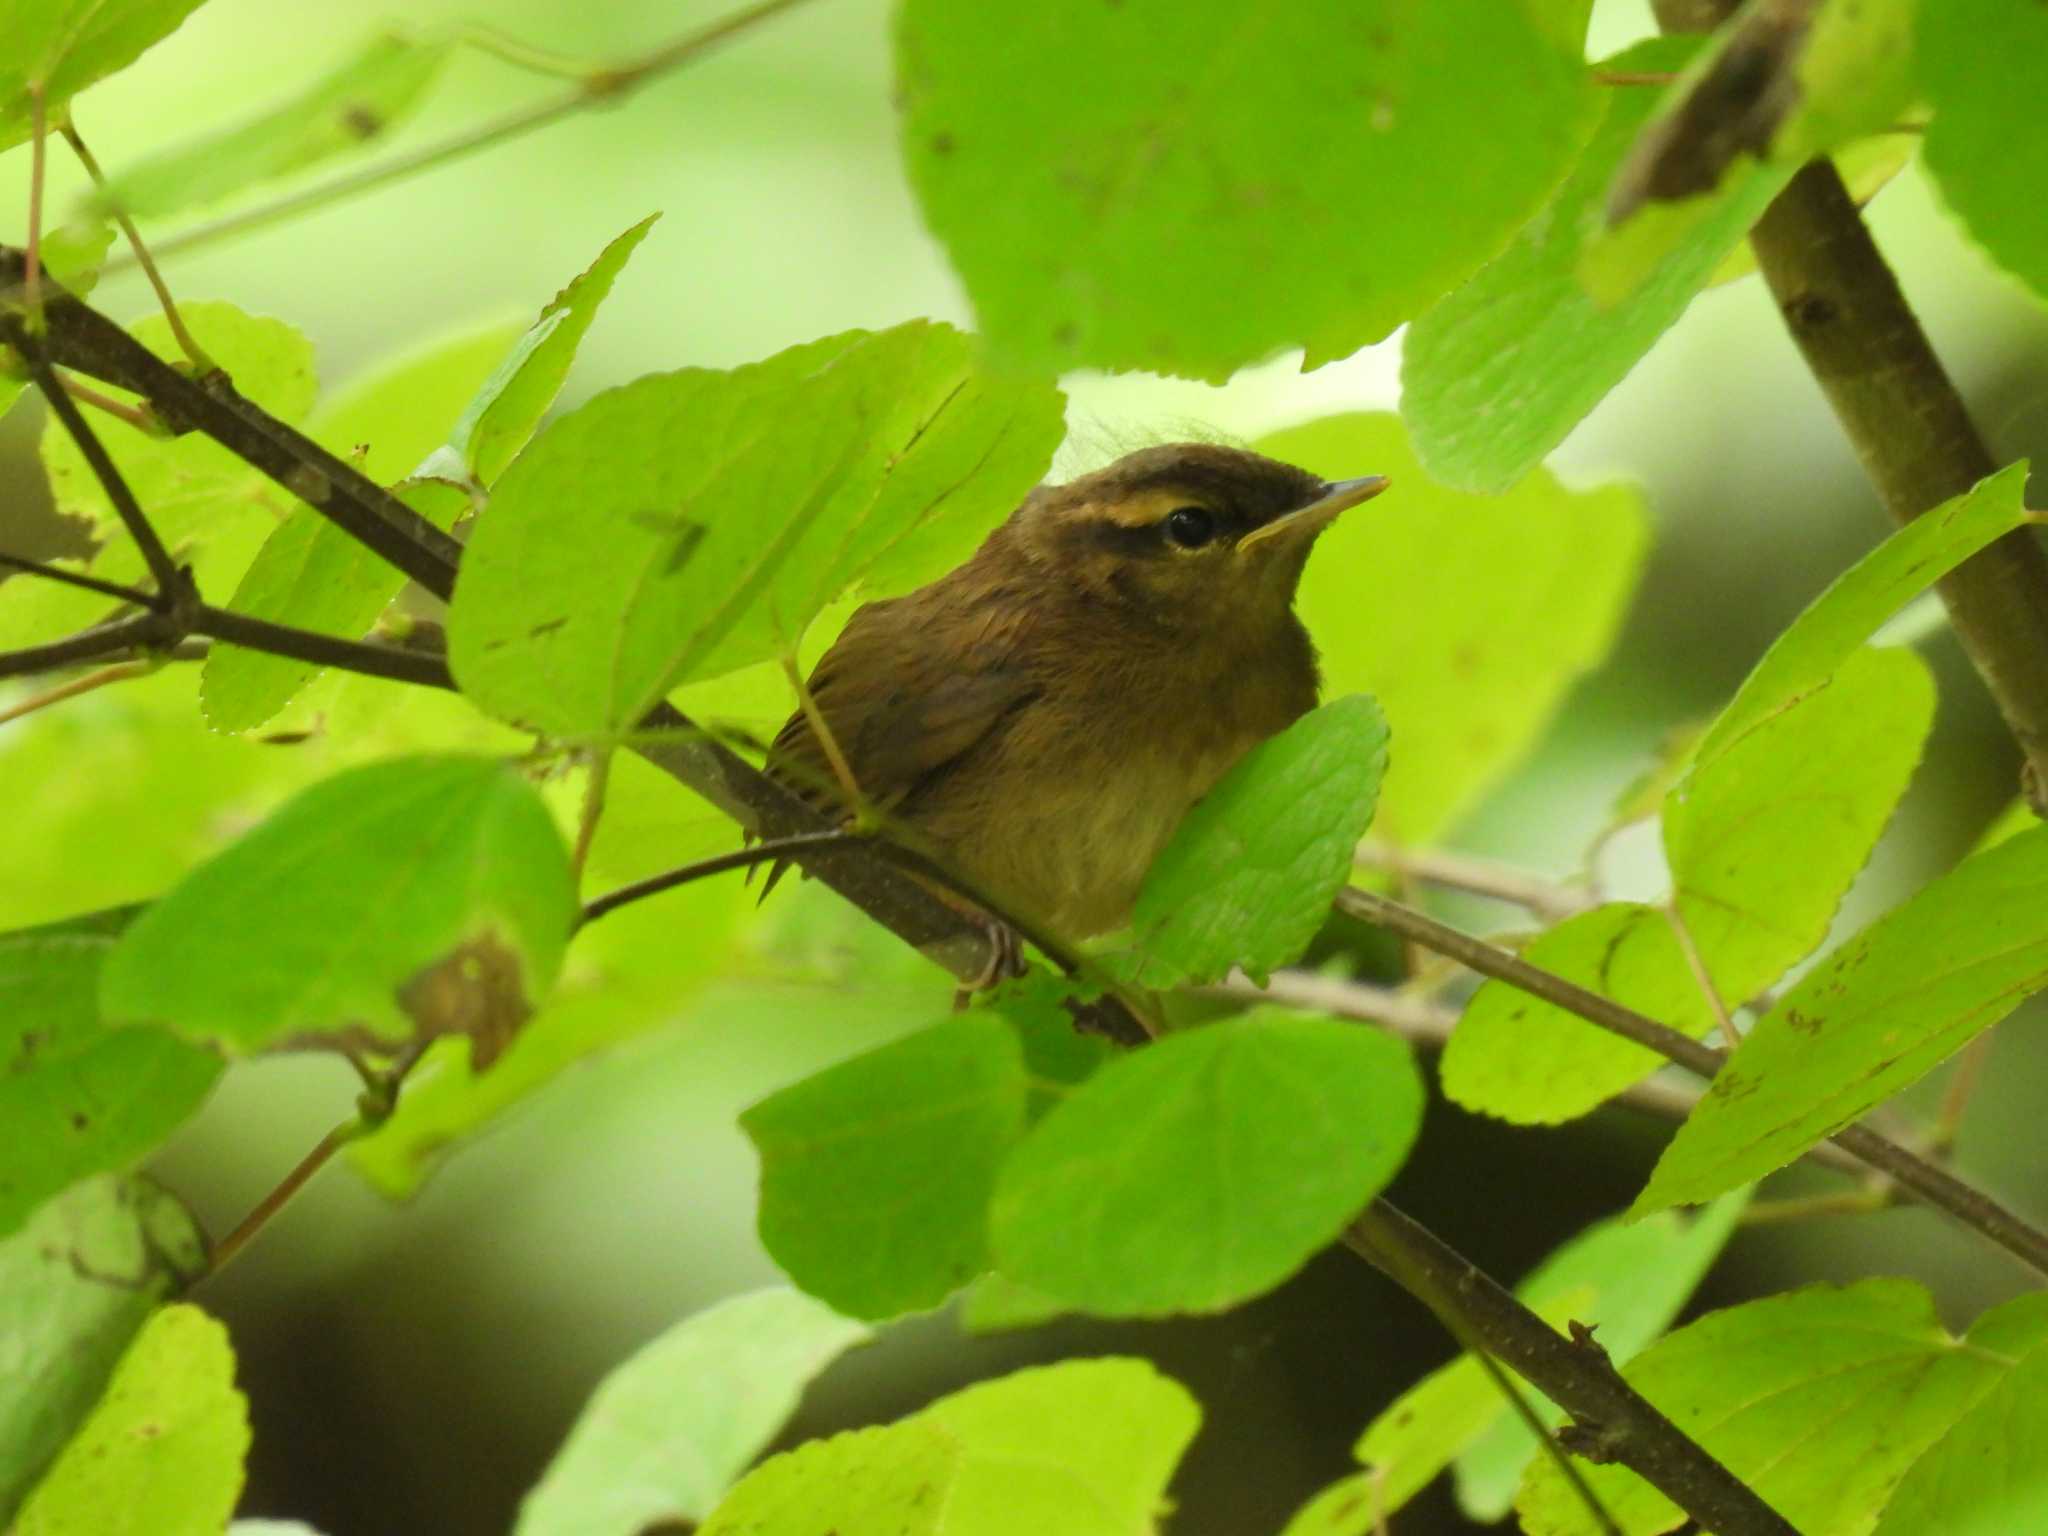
1236, 475, 1390, 554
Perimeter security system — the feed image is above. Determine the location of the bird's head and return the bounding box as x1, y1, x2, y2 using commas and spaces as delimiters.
1009, 442, 1387, 626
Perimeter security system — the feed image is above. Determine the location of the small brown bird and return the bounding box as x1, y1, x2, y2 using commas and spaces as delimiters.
764, 441, 1387, 946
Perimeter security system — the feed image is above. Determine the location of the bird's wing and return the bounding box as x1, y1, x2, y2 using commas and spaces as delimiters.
758, 595, 1041, 886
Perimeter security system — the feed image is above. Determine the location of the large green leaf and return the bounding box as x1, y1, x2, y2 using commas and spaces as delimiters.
1920, 0, 2048, 303
1121, 695, 1387, 988
1258, 412, 1647, 844
0, 1177, 204, 1525
698, 1358, 1198, 1536
12, 1303, 248, 1536
449, 322, 1064, 737
88, 31, 451, 218
101, 755, 577, 1062
895, 0, 1597, 380
742, 1014, 1028, 1319
0, 920, 220, 1239
1875, 1316, 2048, 1536
1402, 37, 1792, 493
1446, 645, 1931, 1125
989, 1012, 1421, 1316
1638, 819, 2048, 1213
1517, 1281, 2048, 1536
0, 0, 210, 151
201, 321, 525, 731
515, 1288, 870, 1536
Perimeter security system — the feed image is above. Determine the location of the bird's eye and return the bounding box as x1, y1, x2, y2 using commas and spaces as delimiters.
1164, 506, 1216, 549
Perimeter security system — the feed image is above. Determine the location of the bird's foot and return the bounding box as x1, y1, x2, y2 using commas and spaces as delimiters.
953, 917, 1026, 1010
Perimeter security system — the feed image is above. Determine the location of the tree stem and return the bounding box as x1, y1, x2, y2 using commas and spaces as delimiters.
1749, 160, 2048, 801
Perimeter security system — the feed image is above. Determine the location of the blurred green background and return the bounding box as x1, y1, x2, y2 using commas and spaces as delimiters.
3, 0, 2046, 1531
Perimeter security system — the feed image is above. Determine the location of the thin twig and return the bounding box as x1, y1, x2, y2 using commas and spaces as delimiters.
108, 0, 822, 273
200, 1117, 362, 1278
6, 321, 185, 602
60, 372, 163, 434
24, 81, 45, 323
581, 829, 865, 927
1208, 969, 1869, 1176
191, 603, 454, 689
1355, 838, 1592, 920
1932, 1033, 1997, 1154
0, 658, 154, 726
60, 120, 212, 369
570, 748, 613, 878
1661, 902, 1743, 1051
1335, 884, 2048, 1276
1740, 1187, 1895, 1226
0, 548, 152, 606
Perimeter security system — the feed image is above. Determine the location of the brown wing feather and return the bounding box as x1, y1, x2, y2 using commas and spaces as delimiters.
756, 589, 1041, 892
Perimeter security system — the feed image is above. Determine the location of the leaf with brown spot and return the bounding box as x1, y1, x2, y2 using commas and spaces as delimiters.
102, 757, 576, 1062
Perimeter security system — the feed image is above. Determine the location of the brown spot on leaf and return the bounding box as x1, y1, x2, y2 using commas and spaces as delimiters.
340, 104, 383, 138
930, 130, 955, 155
397, 933, 532, 1070
1608, 0, 1820, 225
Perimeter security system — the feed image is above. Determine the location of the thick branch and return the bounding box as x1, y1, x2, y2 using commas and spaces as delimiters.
1346, 1203, 1800, 1536
1337, 885, 2048, 1276
1748, 161, 2048, 796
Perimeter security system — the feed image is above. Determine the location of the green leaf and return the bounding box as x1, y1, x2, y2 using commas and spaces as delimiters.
1451, 1195, 1748, 1520
698, 1423, 962, 1536
1121, 695, 1388, 988
0, 1176, 203, 1525
1517, 1280, 2048, 1536
1972, 795, 2039, 856
1445, 645, 1932, 1124
909, 1358, 1200, 1536
1921, 0, 2048, 303
449, 322, 1064, 737
200, 321, 525, 731
989, 1012, 1421, 1316
432, 214, 660, 489
14, 302, 315, 651
742, 1014, 1028, 1319
13, 1303, 249, 1536
101, 755, 577, 1062
1638, 818, 2048, 1213
1875, 1314, 2048, 1536
1402, 37, 1791, 493
702, 1357, 1197, 1536
0, 0, 210, 151
1258, 413, 1647, 844
1698, 462, 2030, 769
515, 1287, 870, 1536
89, 31, 452, 218
350, 760, 746, 1199
895, 0, 1597, 380
0, 923, 221, 1239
